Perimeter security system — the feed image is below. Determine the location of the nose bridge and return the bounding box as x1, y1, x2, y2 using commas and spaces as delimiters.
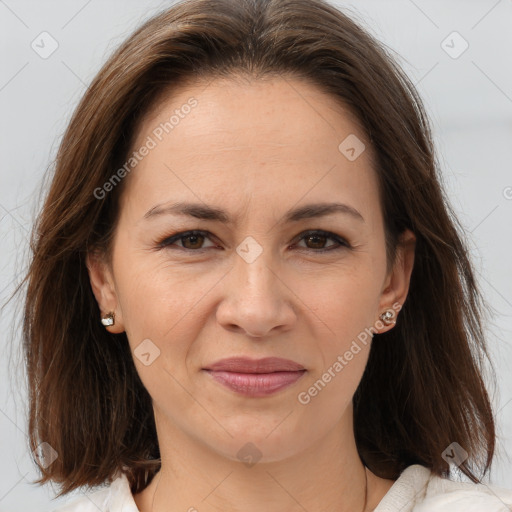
215, 233, 295, 337
234, 234, 278, 297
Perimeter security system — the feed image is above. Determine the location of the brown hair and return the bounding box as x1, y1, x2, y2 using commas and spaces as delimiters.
16, 0, 496, 497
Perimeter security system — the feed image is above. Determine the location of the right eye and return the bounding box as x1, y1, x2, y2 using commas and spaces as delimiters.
157, 230, 219, 251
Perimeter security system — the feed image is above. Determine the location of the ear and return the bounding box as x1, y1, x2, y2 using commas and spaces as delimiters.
376, 229, 416, 333
86, 251, 125, 333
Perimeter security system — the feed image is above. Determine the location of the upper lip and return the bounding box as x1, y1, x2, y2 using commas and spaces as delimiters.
204, 357, 305, 373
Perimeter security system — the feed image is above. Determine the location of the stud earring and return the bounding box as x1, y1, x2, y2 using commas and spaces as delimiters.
101, 311, 115, 326
379, 309, 396, 326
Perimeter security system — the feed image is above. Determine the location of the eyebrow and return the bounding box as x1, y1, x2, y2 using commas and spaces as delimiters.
143, 201, 365, 224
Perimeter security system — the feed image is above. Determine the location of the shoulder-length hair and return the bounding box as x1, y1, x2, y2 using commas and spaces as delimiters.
20, 0, 496, 497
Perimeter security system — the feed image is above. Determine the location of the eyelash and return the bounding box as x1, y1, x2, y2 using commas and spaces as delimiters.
156, 229, 351, 254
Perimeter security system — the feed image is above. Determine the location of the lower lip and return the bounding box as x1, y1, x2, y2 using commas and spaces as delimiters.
203, 370, 306, 397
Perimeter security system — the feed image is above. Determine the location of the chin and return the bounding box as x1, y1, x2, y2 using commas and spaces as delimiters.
201, 424, 309, 466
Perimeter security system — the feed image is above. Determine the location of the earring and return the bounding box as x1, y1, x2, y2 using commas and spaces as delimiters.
101, 311, 115, 326
380, 309, 396, 326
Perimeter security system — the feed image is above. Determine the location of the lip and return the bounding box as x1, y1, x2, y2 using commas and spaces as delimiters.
204, 370, 306, 397
203, 357, 305, 373
203, 357, 306, 397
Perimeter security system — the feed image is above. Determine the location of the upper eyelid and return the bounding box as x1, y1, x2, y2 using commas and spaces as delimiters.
158, 229, 349, 249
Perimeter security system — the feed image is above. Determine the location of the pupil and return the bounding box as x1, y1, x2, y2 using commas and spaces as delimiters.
185, 234, 202, 248
308, 235, 325, 248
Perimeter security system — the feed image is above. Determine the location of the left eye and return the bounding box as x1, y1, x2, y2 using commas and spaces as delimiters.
157, 229, 349, 252
295, 230, 349, 252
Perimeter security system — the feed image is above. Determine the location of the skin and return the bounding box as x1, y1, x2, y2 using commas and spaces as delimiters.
87, 75, 416, 512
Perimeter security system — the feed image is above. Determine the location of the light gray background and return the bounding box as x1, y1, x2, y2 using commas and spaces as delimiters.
0, 0, 511, 510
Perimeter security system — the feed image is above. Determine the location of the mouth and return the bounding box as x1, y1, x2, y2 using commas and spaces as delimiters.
203, 356, 305, 373
202, 357, 306, 397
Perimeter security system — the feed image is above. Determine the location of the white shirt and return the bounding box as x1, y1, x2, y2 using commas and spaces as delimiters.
50, 464, 512, 511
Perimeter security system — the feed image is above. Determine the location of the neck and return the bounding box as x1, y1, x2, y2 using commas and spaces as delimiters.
133, 406, 393, 512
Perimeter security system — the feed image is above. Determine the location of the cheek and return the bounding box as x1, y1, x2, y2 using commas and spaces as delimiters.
294, 270, 380, 419
110, 243, 190, 354
296, 259, 383, 402
111, 255, 209, 409
306, 260, 384, 337
116, 264, 207, 350
114, 243, 384, 354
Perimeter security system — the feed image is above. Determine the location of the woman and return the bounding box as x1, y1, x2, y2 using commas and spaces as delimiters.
21, 0, 512, 510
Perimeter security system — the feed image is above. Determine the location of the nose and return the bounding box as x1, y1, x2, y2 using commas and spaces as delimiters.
215, 245, 297, 338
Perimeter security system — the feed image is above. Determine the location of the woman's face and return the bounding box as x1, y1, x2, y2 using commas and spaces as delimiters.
88, 76, 414, 463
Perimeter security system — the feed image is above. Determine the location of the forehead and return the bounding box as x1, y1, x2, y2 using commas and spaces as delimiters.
134, 75, 368, 153
121, 76, 379, 222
